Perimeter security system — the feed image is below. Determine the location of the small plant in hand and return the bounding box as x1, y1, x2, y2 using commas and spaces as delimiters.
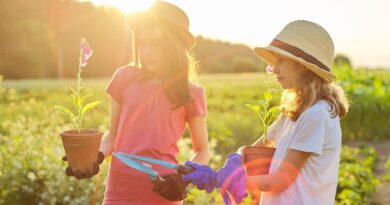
242, 88, 280, 176
55, 38, 103, 177
245, 89, 280, 143
55, 38, 100, 131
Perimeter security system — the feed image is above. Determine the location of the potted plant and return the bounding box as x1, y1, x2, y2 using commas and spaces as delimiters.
55, 38, 103, 173
243, 90, 280, 176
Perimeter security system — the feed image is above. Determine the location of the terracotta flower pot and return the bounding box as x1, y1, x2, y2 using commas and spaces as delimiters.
243, 146, 275, 176
60, 129, 103, 172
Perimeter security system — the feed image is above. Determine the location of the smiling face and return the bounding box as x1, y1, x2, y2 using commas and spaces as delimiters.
268, 56, 307, 89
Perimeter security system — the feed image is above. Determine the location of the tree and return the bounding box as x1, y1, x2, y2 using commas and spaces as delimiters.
334, 54, 352, 67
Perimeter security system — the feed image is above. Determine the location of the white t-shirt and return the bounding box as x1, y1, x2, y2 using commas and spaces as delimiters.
261, 100, 341, 205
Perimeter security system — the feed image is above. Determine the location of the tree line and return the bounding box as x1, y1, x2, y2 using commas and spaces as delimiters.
0, 0, 266, 79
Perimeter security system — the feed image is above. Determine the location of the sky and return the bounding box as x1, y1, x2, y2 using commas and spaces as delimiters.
84, 0, 390, 68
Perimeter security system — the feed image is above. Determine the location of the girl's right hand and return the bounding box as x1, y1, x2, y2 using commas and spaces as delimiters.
62, 151, 105, 179
236, 146, 246, 162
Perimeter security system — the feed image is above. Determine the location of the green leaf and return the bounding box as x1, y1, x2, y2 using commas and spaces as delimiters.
257, 100, 267, 107
268, 106, 280, 117
78, 94, 93, 112
245, 104, 260, 113
81, 94, 93, 102
264, 91, 272, 102
81, 101, 100, 116
69, 87, 77, 95
76, 95, 82, 108
54, 105, 75, 119
71, 94, 76, 102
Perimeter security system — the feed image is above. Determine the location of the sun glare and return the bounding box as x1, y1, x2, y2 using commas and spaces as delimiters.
88, 0, 155, 14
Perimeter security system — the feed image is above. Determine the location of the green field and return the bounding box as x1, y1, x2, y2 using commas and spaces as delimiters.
1, 71, 390, 204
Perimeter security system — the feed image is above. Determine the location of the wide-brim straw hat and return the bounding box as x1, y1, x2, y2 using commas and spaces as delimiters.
126, 1, 195, 49
255, 20, 336, 82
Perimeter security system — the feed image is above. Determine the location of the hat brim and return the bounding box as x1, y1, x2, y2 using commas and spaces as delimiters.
126, 12, 195, 49
254, 46, 336, 82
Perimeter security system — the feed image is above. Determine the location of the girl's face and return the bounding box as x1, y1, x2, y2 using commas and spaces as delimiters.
138, 29, 164, 73
270, 56, 306, 89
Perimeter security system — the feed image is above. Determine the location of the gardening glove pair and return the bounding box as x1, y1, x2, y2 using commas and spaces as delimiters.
182, 154, 248, 205
182, 161, 217, 193
217, 153, 248, 205
152, 173, 190, 201
62, 151, 104, 179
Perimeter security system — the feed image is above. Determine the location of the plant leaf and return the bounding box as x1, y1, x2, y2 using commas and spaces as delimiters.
81, 93, 93, 102
245, 104, 260, 113
268, 106, 280, 116
257, 100, 267, 107
69, 87, 77, 95
81, 101, 100, 116
54, 105, 75, 119
264, 91, 272, 102
76, 95, 82, 108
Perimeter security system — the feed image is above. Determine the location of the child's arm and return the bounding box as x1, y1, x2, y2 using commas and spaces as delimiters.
99, 97, 121, 158
246, 149, 310, 193
187, 115, 210, 165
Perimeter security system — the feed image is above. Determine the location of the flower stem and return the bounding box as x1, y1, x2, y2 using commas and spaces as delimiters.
76, 48, 83, 132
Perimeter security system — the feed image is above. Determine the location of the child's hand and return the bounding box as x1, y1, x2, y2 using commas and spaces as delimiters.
182, 161, 217, 193
62, 151, 104, 179
152, 173, 189, 201
217, 153, 248, 205
236, 146, 246, 162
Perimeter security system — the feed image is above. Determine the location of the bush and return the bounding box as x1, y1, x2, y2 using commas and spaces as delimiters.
336, 145, 379, 205
334, 65, 390, 141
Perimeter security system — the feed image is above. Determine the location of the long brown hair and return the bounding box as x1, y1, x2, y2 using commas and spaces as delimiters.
130, 20, 197, 108
281, 69, 349, 121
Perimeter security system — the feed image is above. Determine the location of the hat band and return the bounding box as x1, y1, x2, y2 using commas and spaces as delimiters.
270, 39, 330, 72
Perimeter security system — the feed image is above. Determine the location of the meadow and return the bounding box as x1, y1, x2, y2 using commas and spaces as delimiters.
1, 69, 389, 204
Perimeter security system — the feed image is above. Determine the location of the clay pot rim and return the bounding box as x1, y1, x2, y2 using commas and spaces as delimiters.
61, 128, 103, 137
243, 146, 276, 154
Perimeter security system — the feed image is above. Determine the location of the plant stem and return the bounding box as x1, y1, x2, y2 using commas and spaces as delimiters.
76, 49, 83, 132
262, 104, 268, 144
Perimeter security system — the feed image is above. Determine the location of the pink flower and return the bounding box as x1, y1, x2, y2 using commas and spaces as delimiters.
80, 38, 93, 67
265, 65, 273, 74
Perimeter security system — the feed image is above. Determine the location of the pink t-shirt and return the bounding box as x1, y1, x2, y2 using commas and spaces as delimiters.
103, 66, 207, 205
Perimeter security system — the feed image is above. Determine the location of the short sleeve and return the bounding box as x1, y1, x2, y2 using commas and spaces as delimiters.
105, 67, 133, 104
289, 110, 328, 155
186, 86, 207, 121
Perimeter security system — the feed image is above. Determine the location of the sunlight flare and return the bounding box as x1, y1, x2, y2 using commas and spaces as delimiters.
86, 0, 155, 14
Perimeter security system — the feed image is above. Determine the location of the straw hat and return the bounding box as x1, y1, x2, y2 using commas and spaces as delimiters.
255, 20, 336, 82
126, 1, 195, 49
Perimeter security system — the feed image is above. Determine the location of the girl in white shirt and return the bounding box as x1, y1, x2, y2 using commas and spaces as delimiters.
245, 20, 350, 205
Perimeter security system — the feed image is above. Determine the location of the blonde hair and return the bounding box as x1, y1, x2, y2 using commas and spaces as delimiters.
280, 69, 349, 121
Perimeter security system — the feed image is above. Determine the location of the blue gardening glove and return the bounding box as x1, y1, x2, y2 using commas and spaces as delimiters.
217, 153, 248, 205
182, 161, 217, 193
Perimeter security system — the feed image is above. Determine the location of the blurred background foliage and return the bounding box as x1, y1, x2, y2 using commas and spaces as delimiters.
1, 0, 390, 204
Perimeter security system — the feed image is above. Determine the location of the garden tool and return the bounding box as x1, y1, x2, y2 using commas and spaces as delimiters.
112, 152, 194, 201
112, 152, 194, 180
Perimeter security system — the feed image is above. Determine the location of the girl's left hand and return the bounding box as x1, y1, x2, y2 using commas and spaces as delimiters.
152, 173, 189, 201
62, 151, 104, 179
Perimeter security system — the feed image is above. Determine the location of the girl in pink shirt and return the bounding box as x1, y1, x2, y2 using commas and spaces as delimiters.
66, 1, 210, 205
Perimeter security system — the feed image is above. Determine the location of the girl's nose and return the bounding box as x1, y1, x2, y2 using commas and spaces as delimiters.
272, 64, 280, 74
140, 43, 152, 56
